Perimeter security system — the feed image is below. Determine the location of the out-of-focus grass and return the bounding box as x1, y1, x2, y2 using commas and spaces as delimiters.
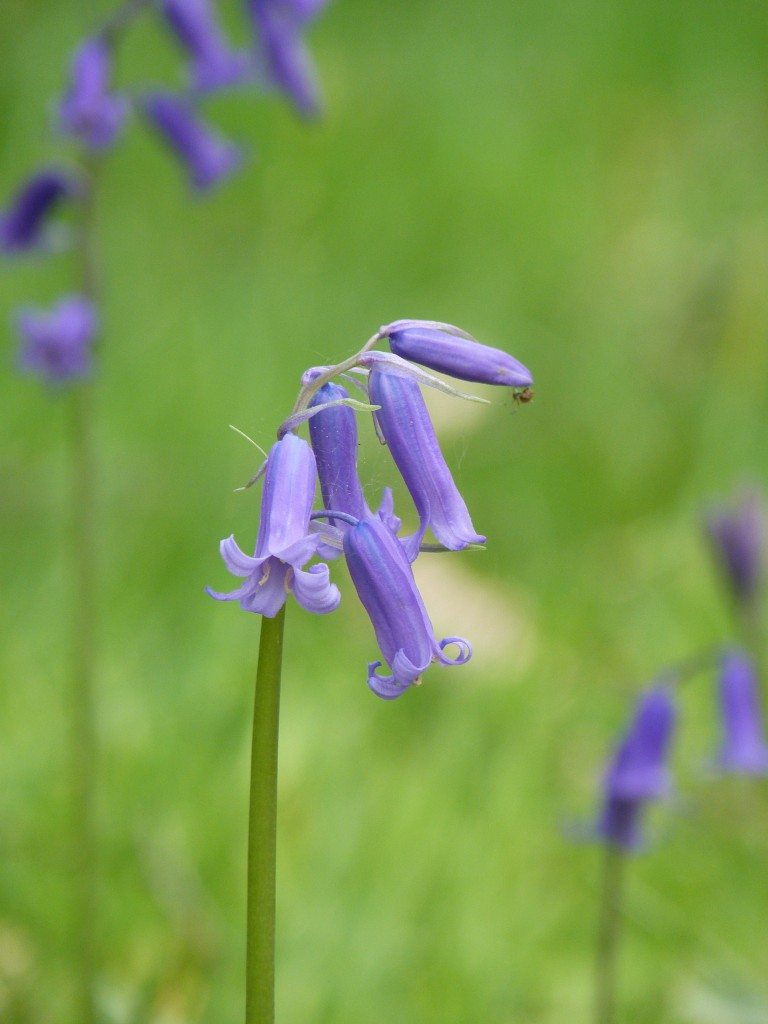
2, 0, 768, 1020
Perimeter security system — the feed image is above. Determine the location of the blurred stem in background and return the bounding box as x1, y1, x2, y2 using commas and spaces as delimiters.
68, 155, 102, 1024
594, 845, 626, 1024
246, 606, 286, 1024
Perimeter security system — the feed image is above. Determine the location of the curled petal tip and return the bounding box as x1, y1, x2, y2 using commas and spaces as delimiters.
367, 661, 411, 700
437, 636, 472, 666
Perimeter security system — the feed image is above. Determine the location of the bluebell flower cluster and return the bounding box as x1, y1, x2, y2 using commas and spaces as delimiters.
208, 319, 534, 698
588, 488, 768, 853
1, 0, 332, 384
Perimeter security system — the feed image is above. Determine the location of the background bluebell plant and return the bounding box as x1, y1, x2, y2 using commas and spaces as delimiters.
586, 488, 767, 1024
716, 649, 768, 775
595, 684, 677, 852
17, 296, 98, 385
0, 3, 332, 1021
706, 490, 764, 613
162, 0, 251, 93
58, 37, 130, 149
0, 168, 77, 254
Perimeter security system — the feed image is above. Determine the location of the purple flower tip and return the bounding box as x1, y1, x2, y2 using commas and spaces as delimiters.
142, 93, 243, 192
596, 684, 677, 850
381, 319, 533, 389
162, 0, 252, 93
343, 514, 471, 699
705, 491, 764, 606
0, 169, 76, 255
17, 295, 98, 385
58, 37, 129, 150
207, 433, 340, 616
716, 650, 768, 775
247, 0, 324, 116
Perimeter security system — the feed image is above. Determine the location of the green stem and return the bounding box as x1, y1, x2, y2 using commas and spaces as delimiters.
67, 149, 102, 1024
594, 845, 626, 1024
68, 382, 98, 1024
246, 606, 286, 1024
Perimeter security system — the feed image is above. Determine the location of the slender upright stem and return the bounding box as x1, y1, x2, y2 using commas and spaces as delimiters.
68, 382, 98, 1024
246, 606, 286, 1024
67, 154, 102, 1024
594, 845, 626, 1024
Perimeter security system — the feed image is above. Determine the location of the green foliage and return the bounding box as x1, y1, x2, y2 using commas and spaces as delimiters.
2, 0, 768, 1020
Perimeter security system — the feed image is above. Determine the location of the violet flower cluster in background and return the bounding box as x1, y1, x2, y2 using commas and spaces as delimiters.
589, 489, 768, 853
207, 320, 534, 699
1, 0, 330, 384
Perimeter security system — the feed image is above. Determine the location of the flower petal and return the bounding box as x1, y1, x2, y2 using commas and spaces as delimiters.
436, 636, 472, 666
290, 563, 340, 615
367, 660, 411, 700
220, 534, 261, 576
239, 559, 289, 617
205, 580, 254, 602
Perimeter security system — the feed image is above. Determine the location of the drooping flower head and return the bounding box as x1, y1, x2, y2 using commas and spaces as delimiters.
343, 514, 471, 699
162, 0, 250, 92
58, 37, 129, 149
367, 365, 485, 559
716, 650, 768, 775
142, 93, 243, 191
705, 491, 764, 607
247, 0, 326, 116
596, 684, 677, 850
207, 432, 339, 616
381, 319, 533, 390
16, 295, 98, 384
0, 169, 76, 254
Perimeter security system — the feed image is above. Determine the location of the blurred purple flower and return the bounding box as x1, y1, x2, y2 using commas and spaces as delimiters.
58, 37, 129, 149
716, 650, 768, 775
368, 367, 485, 559
207, 432, 340, 616
0, 169, 76, 254
162, 0, 250, 92
17, 295, 98, 384
142, 93, 243, 191
596, 685, 677, 850
247, 0, 325, 116
343, 514, 471, 699
705, 491, 763, 606
381, 319, 533, 389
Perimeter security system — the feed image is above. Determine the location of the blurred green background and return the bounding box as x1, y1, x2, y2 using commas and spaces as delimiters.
2, 0, 768, 1020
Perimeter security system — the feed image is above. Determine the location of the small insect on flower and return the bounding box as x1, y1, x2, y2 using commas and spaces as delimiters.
512, 386, 534, 405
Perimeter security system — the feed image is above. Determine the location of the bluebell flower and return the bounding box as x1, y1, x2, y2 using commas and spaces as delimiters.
381, 319, 533, 389
343, 514, 471, 699
716, 650, 768, 775
706, 491, 763, 607
308, 380, 372, 552
162, 0, 250, 93
207, 433, 340, 616
142, 93, 243, 191
247, 0, 325, 116
58, 37, 129, 149
596, 685, 677, 850
0, 169, 76, 254
367, 366, 485, 558
17, 295, 98, 384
